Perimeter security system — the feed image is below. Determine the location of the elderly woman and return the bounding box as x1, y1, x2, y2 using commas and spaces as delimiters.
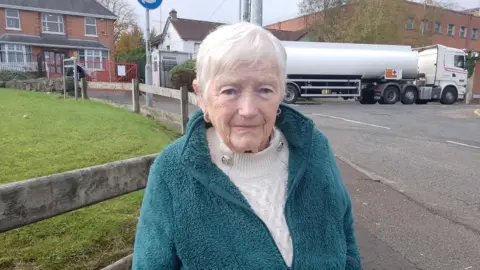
132, 22, 362, 269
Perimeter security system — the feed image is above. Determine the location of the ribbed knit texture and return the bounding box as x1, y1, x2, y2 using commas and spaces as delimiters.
206, 127, 293, 266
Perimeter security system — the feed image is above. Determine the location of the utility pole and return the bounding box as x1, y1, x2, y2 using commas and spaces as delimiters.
250, 0, 262, 26
145, 9, 153, 107
242, 0, 250, 22
239, 0, 242, 22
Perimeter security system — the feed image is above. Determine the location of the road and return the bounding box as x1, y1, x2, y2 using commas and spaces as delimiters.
297, 99, 480, 270
90, 90, 480, 269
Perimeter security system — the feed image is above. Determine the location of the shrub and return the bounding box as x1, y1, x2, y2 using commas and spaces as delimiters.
0, 70, 35, 81
169, 60, 196, 92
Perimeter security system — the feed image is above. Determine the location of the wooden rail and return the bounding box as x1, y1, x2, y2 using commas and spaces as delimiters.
1, 81, 197, 269
88, 81, 195, 134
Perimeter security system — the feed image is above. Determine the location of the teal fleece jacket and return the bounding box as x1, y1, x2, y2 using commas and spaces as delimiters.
132, 104, 362, 269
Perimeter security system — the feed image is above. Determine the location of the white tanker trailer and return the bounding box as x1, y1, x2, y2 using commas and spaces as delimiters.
281, 41, 467, 105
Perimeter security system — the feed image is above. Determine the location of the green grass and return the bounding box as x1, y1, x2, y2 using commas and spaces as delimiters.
0, 89, 179, 270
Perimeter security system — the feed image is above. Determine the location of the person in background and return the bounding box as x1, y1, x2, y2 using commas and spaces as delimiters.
132, 22, 362, 270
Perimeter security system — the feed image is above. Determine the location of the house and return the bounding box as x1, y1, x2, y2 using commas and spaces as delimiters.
265, 1, 480, 52
150, 9, 307, 87
0, 0, 116, 77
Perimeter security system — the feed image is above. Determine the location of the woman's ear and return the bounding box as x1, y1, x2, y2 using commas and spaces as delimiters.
193, 79, 206, 112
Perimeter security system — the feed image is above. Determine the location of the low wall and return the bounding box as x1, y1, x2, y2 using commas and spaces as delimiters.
0, 77, 77, 93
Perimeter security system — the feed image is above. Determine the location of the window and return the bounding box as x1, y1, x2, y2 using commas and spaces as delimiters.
472, 28, 478, 40
454, 55, 465, 69
460, 26, 467, 38
447, 24, 455, 36
0, 44, 32, 63
42, 13, 64, 33
193, 42, 201, 58
166, 45, 170, 50
5, 9, 20, 30
405, 18, 414, 30
85, 17, 97, 36
420, 20, 429, 35
78, 49, 107, 71
434, 22, 441, 34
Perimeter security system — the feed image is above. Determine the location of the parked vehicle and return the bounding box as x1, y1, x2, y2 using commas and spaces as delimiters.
281, 41, 467, 105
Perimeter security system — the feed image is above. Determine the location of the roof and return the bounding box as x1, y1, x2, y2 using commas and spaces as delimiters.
153, 17, 307, 45
0, 0, 117, 19
171, 18, 225, 41
0, 34, 109, 51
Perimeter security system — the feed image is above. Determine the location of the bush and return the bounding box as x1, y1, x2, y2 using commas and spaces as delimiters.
169, 60, 196, 92
0, 70, 35, 81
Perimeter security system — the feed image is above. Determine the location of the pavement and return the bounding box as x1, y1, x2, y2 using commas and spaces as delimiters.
90, 91, 480, 270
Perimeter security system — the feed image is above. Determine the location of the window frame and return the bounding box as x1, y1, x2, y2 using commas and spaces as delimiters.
78, 49, 106, 71
41, 13, 65, 34
447, 24, 455, 37
5, 9, 21, 30
405, 18, 414, 30
434, 22, 442, 34
459, 26, 467, 38
85, 17, 98, 37
472, 28, 478, 40
0, 44, 32, 64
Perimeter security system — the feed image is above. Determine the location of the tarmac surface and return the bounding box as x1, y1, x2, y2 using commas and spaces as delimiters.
89, 90, 480, 269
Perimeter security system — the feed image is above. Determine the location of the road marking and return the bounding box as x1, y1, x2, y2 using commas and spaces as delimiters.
446, 140, 480, 150
310, 113, 391, 130
474, 109, 480, 117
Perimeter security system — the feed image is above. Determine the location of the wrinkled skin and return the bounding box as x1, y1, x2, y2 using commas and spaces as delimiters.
193, 60, 284, 153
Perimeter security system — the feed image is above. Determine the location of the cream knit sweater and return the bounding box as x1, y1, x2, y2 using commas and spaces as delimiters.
206, 126, 293, 266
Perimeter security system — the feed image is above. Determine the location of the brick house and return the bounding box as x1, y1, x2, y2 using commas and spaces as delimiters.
265, 1, 480, 100
0, 0, 116, 77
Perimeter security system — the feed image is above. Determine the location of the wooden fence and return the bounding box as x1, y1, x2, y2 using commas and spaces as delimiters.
0, 82, 199, 269
88, 81, 197, 134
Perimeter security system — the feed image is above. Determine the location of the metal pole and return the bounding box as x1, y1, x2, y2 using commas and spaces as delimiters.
250, 0, 262, 26
73, 59, 78, 101
242, 0, 250, 22
145, 8, 153, 107
239, 0, 242, 22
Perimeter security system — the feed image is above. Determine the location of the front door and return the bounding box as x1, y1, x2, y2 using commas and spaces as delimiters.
44, 51, 67, 75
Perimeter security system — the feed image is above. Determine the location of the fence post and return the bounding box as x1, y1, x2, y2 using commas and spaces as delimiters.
81, 78, 89, 99
180, 86, 189, 135
132, 79, 140, 114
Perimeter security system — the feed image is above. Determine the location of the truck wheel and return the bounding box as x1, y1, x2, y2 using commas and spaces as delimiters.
401, 87, 417, 105
284, 84, 299, 104
440, 86, 458, 105
381, 86, 400, 104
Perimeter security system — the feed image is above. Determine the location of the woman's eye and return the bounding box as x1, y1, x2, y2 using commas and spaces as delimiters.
260, 88, 273, 94
222, 89, 236, 95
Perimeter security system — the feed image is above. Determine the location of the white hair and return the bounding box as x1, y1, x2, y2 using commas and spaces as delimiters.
195, 22, 287, 99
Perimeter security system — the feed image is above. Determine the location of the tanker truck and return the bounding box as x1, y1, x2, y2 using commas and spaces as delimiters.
281, 41, 467, 105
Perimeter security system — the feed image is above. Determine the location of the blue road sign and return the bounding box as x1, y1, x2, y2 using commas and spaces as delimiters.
138, 0, 163, 10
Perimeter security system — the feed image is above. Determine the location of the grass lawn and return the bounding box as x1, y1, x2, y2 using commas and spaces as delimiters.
0, 89, 179, 269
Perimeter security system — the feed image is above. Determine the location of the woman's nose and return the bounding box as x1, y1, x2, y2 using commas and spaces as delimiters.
237, 92, 258, 117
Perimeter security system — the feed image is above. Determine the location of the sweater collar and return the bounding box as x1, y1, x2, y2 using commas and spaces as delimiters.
180, 104, 315, 208
206, 126, 289, 179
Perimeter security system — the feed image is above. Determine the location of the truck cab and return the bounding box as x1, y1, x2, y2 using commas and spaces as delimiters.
415, 45, 467, 104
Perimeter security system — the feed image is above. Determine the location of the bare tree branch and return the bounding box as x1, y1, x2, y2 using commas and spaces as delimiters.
96, 0, 137, 42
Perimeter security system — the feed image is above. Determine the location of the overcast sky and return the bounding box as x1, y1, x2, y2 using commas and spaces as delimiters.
129, 0, 480, 33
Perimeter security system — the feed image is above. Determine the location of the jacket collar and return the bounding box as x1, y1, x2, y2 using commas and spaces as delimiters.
180, 104, 315, 209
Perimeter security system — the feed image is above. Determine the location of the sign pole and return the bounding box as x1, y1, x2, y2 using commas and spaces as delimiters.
145, 8, 153, 107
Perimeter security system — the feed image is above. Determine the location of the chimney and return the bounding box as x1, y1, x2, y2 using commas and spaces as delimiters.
169, 9, 177, 21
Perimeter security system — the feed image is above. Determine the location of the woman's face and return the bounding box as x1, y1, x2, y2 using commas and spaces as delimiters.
194, 60, 284, 153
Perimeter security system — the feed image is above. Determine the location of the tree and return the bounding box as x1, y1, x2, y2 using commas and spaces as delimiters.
97, 0, 137, 42
298, 0, 406, 44
298, 0, 349, 42
298, 0, 461, 45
